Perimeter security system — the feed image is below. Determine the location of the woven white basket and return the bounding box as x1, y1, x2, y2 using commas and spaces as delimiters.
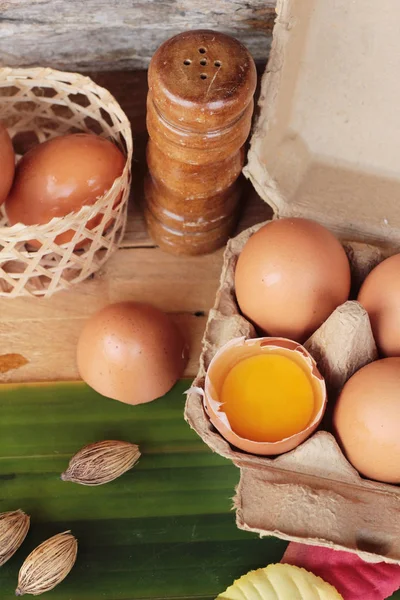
0, 67, 132, 298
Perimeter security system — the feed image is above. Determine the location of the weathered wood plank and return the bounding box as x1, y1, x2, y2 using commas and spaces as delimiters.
0, 247, 223, 381
0, 0, 276, 71
0, 312, 209, 381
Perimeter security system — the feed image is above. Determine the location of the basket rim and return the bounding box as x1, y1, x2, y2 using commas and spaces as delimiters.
0, 66, 133, 240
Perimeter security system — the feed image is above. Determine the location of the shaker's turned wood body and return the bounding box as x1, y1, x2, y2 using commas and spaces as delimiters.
144, 30, 257, 255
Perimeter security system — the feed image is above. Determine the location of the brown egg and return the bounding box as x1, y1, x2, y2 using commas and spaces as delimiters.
358, 254, 400, 357
0, 122, 15, 205
334, 358, 400, 483
235, 218, 351, 342
77, 302, 188, 405
5, 133, 125, 247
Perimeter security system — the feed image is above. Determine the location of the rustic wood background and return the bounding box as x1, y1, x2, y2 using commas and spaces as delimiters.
0, 0, 276, 71
0, 70, 272, 383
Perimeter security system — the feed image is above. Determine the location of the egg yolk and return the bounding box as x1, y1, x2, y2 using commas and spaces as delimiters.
220, 354, 315, 443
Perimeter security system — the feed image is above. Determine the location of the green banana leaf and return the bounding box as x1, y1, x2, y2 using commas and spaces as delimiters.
0, 380, 398, 599
0, 380, 286, 599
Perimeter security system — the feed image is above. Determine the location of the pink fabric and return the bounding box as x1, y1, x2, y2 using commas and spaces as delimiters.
282, 542, 400, 599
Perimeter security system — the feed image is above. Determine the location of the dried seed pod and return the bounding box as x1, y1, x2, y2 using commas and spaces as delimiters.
0, 510, 30, 567
16, 531, 77, 596
61, 440, 141, 486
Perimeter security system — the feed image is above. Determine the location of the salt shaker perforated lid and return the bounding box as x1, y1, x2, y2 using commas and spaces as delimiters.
148, 30, 257, 132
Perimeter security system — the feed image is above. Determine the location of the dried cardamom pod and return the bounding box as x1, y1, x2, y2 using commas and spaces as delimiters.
16, 531, 77, 596
61, 440, 140, 486
0, 510, 30, 567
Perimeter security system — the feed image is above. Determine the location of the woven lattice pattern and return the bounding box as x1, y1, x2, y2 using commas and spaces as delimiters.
0, 67, 132, 297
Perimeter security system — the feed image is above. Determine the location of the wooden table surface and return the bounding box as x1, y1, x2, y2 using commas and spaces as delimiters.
0, 70, 272, 384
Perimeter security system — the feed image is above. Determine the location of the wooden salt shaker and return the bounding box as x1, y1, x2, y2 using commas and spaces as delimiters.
144, 30, 257, 256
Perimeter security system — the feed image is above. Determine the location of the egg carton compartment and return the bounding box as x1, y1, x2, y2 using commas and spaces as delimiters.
185, 224, 400, 563
186, 0, 400, 563
0, 67, 132, 298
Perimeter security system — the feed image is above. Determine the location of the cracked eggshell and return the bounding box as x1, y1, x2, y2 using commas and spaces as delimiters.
203, 337, 327, 456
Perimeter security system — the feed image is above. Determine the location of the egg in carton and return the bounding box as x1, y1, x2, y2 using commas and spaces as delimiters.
186, 0, 400, 564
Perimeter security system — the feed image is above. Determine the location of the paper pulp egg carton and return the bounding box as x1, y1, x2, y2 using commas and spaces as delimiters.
185, 0, 400, 563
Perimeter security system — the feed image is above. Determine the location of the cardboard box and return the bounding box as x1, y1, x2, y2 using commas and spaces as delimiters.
185, 0, 400, 563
